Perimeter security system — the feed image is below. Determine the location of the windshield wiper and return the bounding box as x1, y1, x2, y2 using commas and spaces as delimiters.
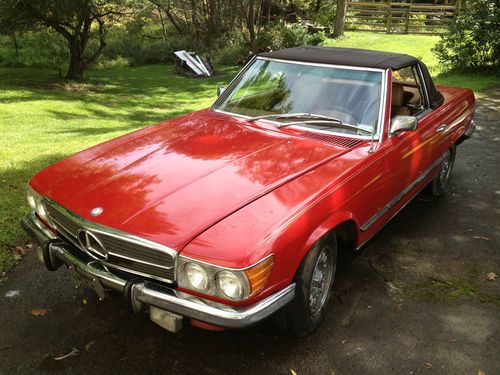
248, 112, 339, 123
247, 112, 372, 135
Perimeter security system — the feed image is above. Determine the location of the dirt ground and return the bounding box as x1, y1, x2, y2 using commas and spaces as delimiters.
0, 90, 498, 375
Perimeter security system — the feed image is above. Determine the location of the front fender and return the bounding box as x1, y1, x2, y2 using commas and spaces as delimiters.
277, 210, 359, 284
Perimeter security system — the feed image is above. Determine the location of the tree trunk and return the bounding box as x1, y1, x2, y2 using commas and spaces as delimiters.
247, 0, 256, 47
262, 0, 272, 22
66, 45, 85, 81
315, 0, 322, 13
333, 0, 347, 38
12, 33, 19, 56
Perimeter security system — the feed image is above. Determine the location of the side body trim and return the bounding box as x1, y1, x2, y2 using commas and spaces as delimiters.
360, 153, 445, 232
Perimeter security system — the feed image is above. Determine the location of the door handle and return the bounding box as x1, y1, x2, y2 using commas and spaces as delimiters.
436, 124, 448, 133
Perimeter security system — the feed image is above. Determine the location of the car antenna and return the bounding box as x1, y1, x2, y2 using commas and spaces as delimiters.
368, 129, 376, 154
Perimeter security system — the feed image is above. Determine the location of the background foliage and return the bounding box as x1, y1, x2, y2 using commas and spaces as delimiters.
433, 0, 500, 71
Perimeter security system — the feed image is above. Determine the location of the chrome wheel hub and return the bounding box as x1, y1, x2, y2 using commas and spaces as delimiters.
309, 247, 334, 316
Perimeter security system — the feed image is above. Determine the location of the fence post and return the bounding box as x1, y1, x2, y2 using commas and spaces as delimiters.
404, 4, 410, 34
386, 0, 392, 33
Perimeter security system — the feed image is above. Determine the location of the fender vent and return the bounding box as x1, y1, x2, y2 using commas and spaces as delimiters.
290, 131, 366, 148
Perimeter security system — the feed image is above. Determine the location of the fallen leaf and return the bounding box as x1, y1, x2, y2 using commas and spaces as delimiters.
31, 308, 48, 316
84, 340, 96, 351
425, 362, 432, 369
472, 236, 489, 241
82, 298, 88, 305
15, 246, 29, 257
341, 339, 347, 344
478, 370, 486, 375
486, 272, 497, 281
448, 337, 458, 343
4, 290, 20, 298
291, 370, 297, 375
54, 348, 79, 361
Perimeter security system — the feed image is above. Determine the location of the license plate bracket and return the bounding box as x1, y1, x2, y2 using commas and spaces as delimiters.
68, 265, 107, 301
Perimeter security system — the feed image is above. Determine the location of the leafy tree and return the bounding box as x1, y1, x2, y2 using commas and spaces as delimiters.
0, 0, 145, 80
433, 0, 500, 70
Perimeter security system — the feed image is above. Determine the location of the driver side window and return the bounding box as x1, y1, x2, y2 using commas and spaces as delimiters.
391, 66, 428, 118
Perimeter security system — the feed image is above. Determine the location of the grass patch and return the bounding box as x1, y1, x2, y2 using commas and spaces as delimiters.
324, 32, 500, 92
409, 277, 477, 303
0, 65, 236, 275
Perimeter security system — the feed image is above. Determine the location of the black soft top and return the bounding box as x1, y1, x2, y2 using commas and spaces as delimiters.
259, 46, 444, 109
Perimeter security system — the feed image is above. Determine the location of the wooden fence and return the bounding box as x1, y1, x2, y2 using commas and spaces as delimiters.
346, 1, 459, 35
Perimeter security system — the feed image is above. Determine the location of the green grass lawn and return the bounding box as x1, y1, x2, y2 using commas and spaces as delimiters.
0, 32, 498, 275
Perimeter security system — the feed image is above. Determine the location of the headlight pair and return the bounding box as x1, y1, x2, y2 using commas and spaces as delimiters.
177, 256, 274, 301
26, 186, 49, 222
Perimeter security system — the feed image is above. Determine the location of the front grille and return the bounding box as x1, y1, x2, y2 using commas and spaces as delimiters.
44, 200, 176, 283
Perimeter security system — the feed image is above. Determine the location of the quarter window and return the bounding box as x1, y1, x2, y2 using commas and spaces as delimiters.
391, 65, 428, 118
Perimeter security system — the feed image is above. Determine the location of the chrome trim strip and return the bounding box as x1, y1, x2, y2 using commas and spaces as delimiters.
360, 154, 445, 232
106, 251, 174, 270
211, 57, 387, 144
356, 175, 433, 250
100, 260, 174, 284
257, 57, 386, 72
416, 64, 431, 109
179, 253, 274, 272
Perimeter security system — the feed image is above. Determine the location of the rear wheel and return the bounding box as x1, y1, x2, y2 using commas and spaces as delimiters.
278, 233, 337, 337
431, 146, 456, 196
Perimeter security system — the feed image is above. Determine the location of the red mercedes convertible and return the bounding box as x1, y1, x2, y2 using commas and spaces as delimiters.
22, 47, 475, 336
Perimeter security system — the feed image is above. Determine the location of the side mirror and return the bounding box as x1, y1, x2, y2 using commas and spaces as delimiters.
390, 116, 418, 135
217, 85, 226, 97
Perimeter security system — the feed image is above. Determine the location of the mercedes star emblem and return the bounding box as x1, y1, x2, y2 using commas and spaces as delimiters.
77, 229, 107, 260
90, 207, 103, 216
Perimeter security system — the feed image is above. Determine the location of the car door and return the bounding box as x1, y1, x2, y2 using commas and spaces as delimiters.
360, 65, 441, 234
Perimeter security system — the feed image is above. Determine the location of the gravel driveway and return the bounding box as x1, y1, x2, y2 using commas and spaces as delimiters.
1, 89, 498, 375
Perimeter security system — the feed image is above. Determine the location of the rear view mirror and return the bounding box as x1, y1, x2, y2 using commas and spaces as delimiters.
390, 116, 418, 135
217, 86, 226, 97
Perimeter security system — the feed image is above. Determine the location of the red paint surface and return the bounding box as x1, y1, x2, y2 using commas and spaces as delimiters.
29, 81, 475, 306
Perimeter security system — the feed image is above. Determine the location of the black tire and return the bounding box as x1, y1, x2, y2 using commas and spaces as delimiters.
277, 233, 337, 337
431, 146, 456, 196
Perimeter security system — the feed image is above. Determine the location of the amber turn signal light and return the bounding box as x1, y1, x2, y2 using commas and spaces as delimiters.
245, 256, 274, 296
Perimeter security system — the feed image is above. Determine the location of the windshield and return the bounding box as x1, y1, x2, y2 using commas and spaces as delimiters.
214, 58, 383, 136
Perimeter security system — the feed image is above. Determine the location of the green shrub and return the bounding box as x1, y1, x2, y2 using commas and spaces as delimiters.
255, 21, 326, 51
0, 31, 67, 68
214, 43, 251, 66
433, 0, 500, 71
95, 56, 130, 70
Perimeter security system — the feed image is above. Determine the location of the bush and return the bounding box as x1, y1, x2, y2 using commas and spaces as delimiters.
433, 0, 500, 71
213, 43, 251, 66
254, 21, 326, 52
0, 31, 67, 68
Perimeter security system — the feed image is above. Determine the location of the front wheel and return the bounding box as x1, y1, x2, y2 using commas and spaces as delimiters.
431, 146, 456, 196
278, 233, 337, 337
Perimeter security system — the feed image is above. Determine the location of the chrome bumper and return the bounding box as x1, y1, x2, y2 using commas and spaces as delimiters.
458, 119, 475, 145
21, 211, 295, 330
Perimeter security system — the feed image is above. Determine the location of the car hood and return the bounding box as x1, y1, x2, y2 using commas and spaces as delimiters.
32, 110, 349, 250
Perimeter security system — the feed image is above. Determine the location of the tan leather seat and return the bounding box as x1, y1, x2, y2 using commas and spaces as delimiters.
391, 83, 411, 117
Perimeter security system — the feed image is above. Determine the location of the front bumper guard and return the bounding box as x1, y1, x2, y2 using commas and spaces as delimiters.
21, 211, 295, 330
